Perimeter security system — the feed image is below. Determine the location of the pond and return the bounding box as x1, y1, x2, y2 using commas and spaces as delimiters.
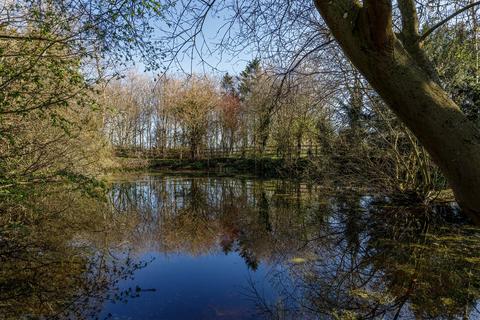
1, 173, 480, 319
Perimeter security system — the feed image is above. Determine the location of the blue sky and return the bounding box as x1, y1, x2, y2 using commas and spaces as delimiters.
170, 13, 254, 75
135, 10, 255, 78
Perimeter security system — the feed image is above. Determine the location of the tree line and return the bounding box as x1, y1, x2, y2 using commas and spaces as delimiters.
101, 60, 331, 161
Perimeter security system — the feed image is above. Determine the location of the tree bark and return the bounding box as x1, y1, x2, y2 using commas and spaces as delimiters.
315, 0, 480, 223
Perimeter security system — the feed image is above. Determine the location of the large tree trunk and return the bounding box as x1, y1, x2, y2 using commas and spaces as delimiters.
315, 0, 480, 223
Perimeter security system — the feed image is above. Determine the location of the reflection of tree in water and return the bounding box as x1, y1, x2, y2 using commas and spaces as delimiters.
99, 177, 480, 319
112, 178, 480, 319
109, 176, 327, 269
10, 175, 478, 319
0, 186, 149, 320
108, 176, 480, 319
254, 197, 480, 320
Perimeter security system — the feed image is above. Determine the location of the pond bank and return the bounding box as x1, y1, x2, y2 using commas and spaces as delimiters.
112, 157, 458, 204
114, 156, 321, 179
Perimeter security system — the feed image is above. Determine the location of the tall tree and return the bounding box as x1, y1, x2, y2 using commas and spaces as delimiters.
164, 77, 217, 160
238, 59, 274, 155
219, 73, 241, 154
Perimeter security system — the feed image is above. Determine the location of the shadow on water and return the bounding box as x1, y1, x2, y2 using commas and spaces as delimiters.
0, 184, 150, 320
1, 174, 480, 319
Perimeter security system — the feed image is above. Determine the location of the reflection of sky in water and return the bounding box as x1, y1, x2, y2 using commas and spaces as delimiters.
94, 174, 480, 320
5, 174, 480, 319
102, 176, 282, 319
99, 252, 274, 320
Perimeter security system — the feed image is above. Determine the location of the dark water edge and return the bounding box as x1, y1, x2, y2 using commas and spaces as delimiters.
1, 173, 479, 320
116, 157, 319, 179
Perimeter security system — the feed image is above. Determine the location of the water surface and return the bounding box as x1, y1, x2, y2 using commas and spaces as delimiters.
1, 173, 480, 319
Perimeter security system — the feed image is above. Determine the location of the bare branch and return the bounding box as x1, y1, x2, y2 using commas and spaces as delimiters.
419, 1, 480, 43
0, 34, 54, 41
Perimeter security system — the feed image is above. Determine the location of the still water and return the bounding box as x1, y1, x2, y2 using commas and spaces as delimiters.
1, 173, 480, 319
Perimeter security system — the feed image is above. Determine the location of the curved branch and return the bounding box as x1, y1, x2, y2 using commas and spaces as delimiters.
419, 1, 480, 43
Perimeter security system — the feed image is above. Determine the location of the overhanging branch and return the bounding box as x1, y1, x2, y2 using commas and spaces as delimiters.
419, 1, 480, 43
